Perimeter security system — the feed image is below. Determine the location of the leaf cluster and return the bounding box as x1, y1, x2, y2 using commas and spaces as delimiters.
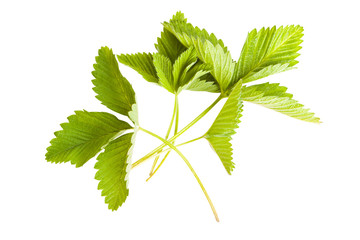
46, 11, 320, 219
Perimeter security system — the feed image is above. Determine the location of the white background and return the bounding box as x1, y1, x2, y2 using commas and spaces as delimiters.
1, 0, 359, 239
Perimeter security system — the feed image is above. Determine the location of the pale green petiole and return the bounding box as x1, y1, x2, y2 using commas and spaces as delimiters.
137, 136, 205, 170
139, 127, 219, 222
174, 94, 179, 135
132, 94, 223, 169
148, 95, 180, 178
149, 94, 179, 175
146, 151, 171, 182
146, 134, 204, 181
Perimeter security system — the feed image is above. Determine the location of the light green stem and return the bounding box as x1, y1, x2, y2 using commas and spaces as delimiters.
139, 127, 219, 222
148, 95, 180, 178
132, 94, 223, 169
147, 135, 204, 181
139, 136, 205, 166
149, 95, 178, 175
146, 151, 171, 182
176, 135, 204, 146
174, 94, 179, 135
166, 95, 178, 139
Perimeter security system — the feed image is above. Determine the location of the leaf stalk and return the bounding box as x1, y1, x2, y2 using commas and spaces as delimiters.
132, 94, 223, 168
149, 95, 179, 175
139, 127, 219, 222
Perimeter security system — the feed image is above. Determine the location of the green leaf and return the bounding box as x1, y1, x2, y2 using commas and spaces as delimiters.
159, 12, 228, 94
172, 46, 197, 90
179, 63, 219, 92
241, 82, 320, 123
205, 81, 243, 174
163, 12, 227, 54
92, 47, 136, 118
183, 77, 219, 92
170, 11, 187, 22
153, 53, 174, 93
155, 28, 187, 63
95, 132, 136, 210
117, 52, 159, 84
201, 41, 235, 93
233, 25, 303, 83
46, 111, 132, 167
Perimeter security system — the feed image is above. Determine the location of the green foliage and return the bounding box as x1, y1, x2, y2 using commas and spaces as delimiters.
201, 41, 235, 93
46, 111, 132, 167
117, 52, 159, 84
179, 62, 218, 92
95, 133, 135, 210
153, 47, 213, 94
92, 47, 136, 119
46, 11, 320, 221
205, 81, 243, 174
241, 63, 293, 83
155, 28, 187, 63
163, 14, 232, 92
242, 82, 320, 122
172, 46, 197, 88
163, 13, 227, 54
233, 25, 303, 83
153, 53, 174, 93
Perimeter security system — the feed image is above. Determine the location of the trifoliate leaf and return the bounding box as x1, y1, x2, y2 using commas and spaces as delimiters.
205, 81, 243, 174
155, 28, 187, 64
152, 49, 215, 94
92, 47, 136, 118
95, 132, 136, 210
242, 82, 320, 122
163, 12, 232, 94
201, 41, 235, 93
153, 53, 174, 93
46, 111, 132, 167
172, 46, 197, 90
233, 25, 303, 83
117, 52, 159, 84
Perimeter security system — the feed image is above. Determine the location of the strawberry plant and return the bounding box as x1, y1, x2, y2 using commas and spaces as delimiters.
46, 12, 320, 222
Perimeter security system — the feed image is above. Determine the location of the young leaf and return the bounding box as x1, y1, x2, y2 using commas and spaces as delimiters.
177, 62, 218, 93
46, 111, 132, 167
205, 81, 243, 174
153, 53, 174, 93
172, 46, 197, 90
117, 52, 159, 84
233, 25, 303, 83
155, 28, 187, 64
95, 132, 136, 210
170, 11, 187, 22
241, 82, 320, 123
163, 12, 227, 54
183, 78, 219, 92
92, 47, 136, 118
202, 41, 235, 93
